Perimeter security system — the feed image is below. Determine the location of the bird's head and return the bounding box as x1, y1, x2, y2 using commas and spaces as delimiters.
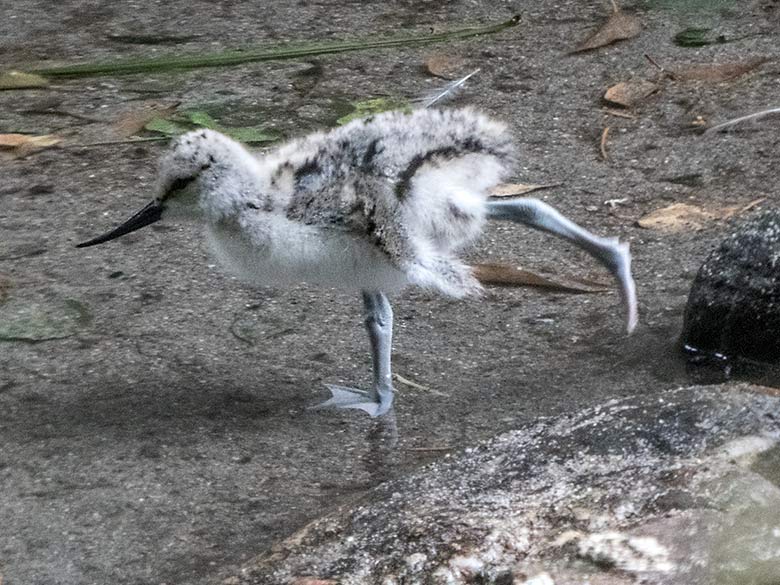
76, 129, 241, 248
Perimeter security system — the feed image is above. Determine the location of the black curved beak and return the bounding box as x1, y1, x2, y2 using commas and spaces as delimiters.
76, 200, 164, 248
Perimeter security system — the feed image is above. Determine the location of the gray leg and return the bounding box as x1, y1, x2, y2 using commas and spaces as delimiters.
487, 198, 637, 333
312, 291, 395, 417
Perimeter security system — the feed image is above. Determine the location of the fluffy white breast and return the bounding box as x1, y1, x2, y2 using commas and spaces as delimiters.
205, 214, 408, 292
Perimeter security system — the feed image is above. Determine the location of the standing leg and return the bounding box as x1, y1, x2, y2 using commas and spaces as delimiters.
312, 291, 395, 417
487, 198, 637, 333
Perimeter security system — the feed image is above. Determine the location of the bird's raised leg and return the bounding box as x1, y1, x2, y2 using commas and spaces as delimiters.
487, 198, 638, 332
312, 291, 395, 417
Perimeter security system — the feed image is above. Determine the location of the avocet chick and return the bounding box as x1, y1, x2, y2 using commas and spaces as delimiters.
78, 108, 637, 417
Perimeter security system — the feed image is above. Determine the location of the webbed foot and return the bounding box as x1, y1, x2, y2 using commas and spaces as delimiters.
311, 384, 394, 417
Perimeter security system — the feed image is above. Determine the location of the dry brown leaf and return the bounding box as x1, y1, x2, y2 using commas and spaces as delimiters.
572, 9, 641, 53
636, 203, 739, 232
489, 183, 560, 198
472, 263, 609, 293
114, 102, 180, 138
672, 58, 769, 82
0, 133, 60, 156
424, 54, 468, 79
603, 80, 659, 108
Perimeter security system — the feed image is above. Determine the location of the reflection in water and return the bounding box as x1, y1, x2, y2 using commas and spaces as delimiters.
361, 408, 400, 484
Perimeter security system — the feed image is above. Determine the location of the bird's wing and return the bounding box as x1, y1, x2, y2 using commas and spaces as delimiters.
281, 108, 514, 228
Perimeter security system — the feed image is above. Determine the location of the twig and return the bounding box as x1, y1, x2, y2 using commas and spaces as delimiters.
31, 16, 521, 78
644, 53, 675, 80
704, 107, 780, 134
393, 372, 448, 396
738, 197, 766, 214
603, 108, 636, 119
610, 0, 620, 13
403, 446, 454, 452
393, 372, 429, 391
600, 127, 610, 161
66, 136, 169, 148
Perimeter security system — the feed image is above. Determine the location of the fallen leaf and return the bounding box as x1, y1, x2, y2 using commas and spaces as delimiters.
673, 27, 724, 47
635, 202, 751, 232
603, 79, 659, 108
424, 54, 468, 79
0, 70, 49, 90
144, 117, 188, 136
220, 126, 279, 144
144, 111, 279, 144
489, 183, 561, 198
672, 58, 769, 82
336, 97, 411, 125
0, 299, 90, 342
114, 102, 179, 137
0, 133, 60, 156
186, 110, 220, 129
472, 263, 609, 293
30, 16, 520, 78
572, 8, 641, 53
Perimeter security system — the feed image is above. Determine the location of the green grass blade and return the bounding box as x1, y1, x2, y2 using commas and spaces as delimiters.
29, 15, 520, 78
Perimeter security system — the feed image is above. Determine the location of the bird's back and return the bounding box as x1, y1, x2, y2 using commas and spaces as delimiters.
269, 108, 515, 254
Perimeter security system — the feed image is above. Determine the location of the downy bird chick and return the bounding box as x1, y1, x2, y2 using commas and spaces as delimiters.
78, 108, 637, 416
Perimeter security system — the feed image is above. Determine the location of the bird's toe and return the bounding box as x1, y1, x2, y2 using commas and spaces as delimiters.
310, 384, 392, 417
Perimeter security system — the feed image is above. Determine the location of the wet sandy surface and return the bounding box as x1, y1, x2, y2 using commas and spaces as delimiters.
1, 1, 778, 583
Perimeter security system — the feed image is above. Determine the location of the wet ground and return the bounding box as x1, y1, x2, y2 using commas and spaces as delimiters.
1, 1, 778, 584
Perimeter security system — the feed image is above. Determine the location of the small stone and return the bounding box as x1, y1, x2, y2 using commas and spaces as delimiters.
404, 552, 427, 571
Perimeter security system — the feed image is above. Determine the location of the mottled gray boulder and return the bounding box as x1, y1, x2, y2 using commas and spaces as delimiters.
228, 384, 780, 585
682, 210, 780, 365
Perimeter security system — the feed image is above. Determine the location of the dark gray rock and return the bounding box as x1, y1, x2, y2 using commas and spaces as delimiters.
682, 210, 780, 365
230, 384, 780, 585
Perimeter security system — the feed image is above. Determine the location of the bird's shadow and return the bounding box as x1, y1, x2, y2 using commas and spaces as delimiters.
6, 371, 402, 481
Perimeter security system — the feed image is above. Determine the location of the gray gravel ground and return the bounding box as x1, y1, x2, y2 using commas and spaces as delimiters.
235, 384, 780, 584
1, 1, 778, 584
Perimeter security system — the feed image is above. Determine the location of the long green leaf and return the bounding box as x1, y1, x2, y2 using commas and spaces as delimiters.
29, 15, 520, 78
